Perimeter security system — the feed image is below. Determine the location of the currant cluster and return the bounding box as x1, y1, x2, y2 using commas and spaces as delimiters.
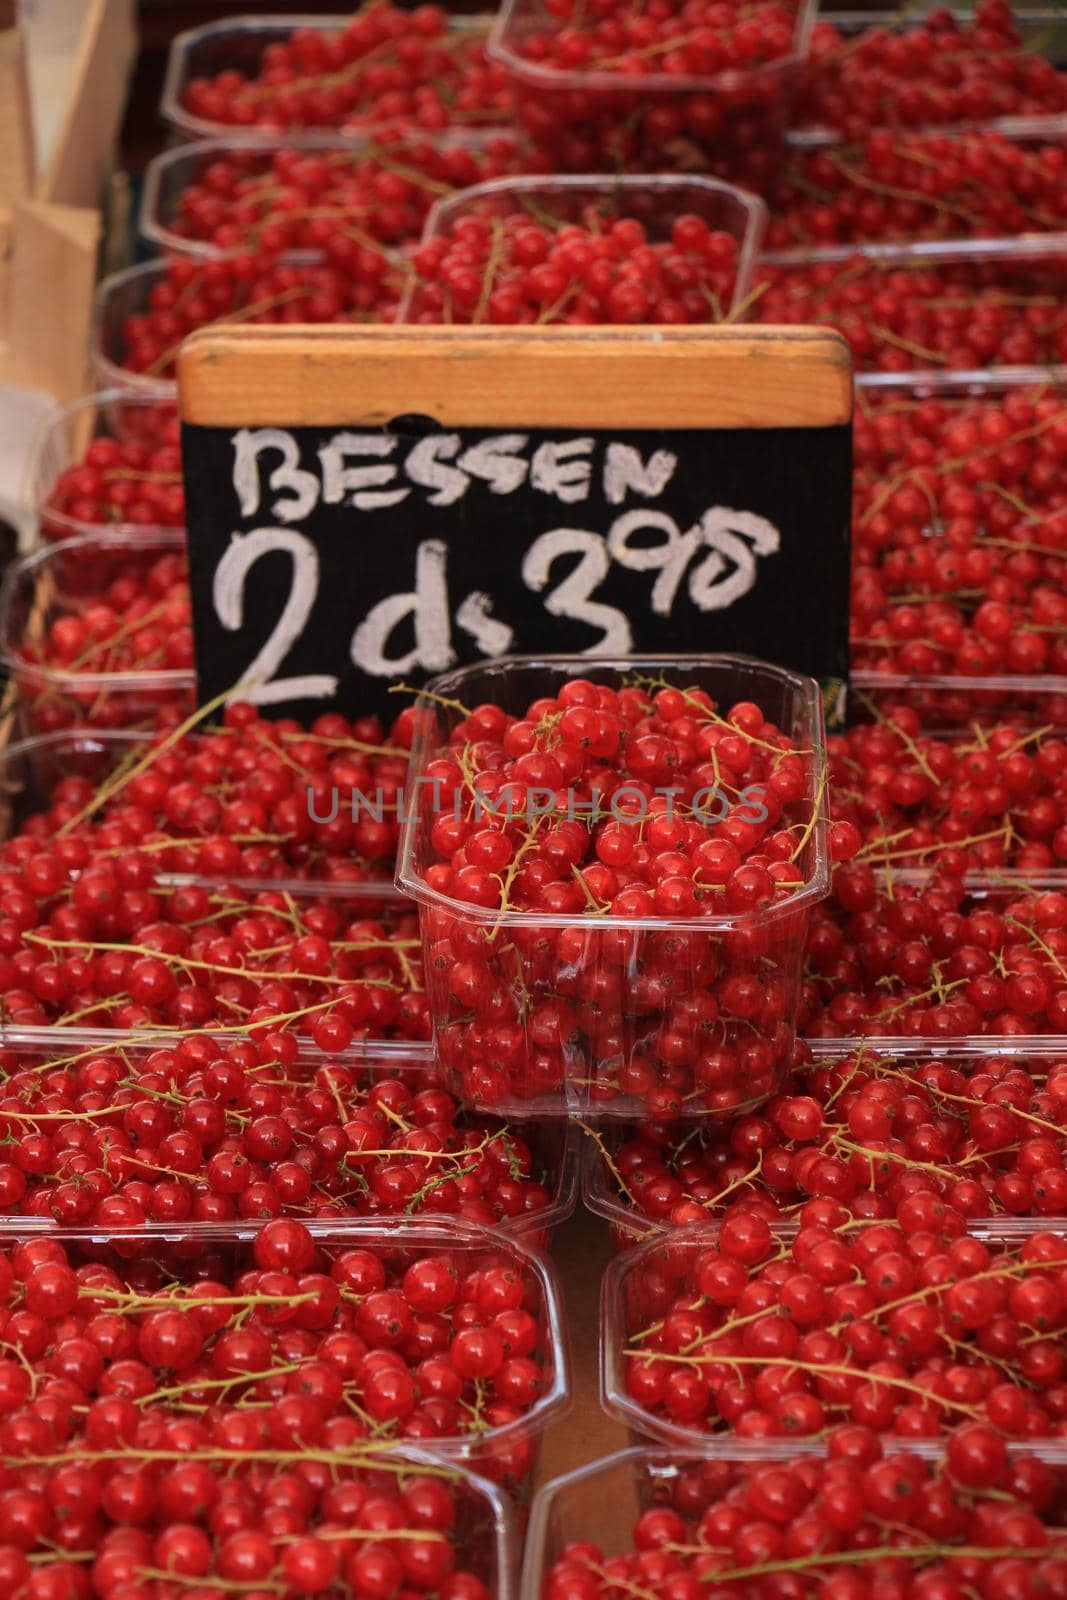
504, 0, 804, 174
410, 675, 826, 1117
850, 389, 1067, 695
6, 700, 414, 883
162, 139, 523, 258
799, 0, 1067, 139
13, 546, 193, 736
588, 1041, 1067, 1237
178, 6, 514, 133
614, 1214, 1067, 1440
762, 129, 1067, 252
543, 1428, 1067, 1600
109, 257, 408, 385
804, 877, 1067, 1037
755, 255, 1067, 374
407, 207, 741, 324
41, 416, 183, 540
0, 1039, 560, 1233
827, 712, 1067, 877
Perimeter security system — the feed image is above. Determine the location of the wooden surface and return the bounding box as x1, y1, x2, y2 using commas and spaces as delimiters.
178, 325, 854, 431
537, 1207, 629, 1491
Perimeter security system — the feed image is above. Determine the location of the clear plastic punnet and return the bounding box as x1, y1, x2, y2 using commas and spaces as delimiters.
160, 14, 510, 143
91, 262, 183, 399
26, 389, 181, 545
0, 532, 196, 737
0, 1217, 567, 1502
765, 121, 1067, 261
752, 242, 1067, 384
138, 133, 520, 264
399, 174, 768, 323
582, 1036, 1067, 1250
0, 726, 407, 903
396, 654, 830, 1121
0, 1219, 522, 1587
601, 1216, 1067, 1450
792, 8, 1067, 144
488, 0, 817, 169
523, 1442, 1067, 1600
0, 1027, 580, 1241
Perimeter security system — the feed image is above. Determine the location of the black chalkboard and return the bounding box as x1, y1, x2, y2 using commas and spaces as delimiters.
180, 417, 852, 724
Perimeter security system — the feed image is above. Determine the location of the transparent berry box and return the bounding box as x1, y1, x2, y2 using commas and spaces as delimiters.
767, 121, 1067, 262
160, 13, 512, 144
600, 1215, 1067, 1450
26, 390, 182, 545
0, 1216, 567, 1503
523, 1441, 1067, 1600
0, 532, 196, 738
487, 0, 817, 171
0, 726, 406, 903
0, 1219, 520, 1596
751, 240, 1067, 386
0, 1027, 579, 1243
398, 173, 767, 323
792, 6, 1067, 145
138, 132, 523, 265
396, 654, 830, 1122
582, 1037, 1067, 1252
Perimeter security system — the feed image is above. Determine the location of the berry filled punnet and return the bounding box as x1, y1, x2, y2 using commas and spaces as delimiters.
489, 0, 815, 175
0, 1035, 572, 1235
605, 1215, 1067, 1443
584, 1040, 1067, 1242
798, 0, 1067, 140
402, 175, 764, 325
526, 1434, 1067, 1600
397, 656, 831, 1121
165, 8, 516, 138
0, 1218, 566, 1496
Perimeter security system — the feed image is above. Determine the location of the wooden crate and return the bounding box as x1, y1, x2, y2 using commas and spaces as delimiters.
0, 0, 135, 405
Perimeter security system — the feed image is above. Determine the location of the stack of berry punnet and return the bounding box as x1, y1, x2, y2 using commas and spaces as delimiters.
31, 394, 183, 544
0, 1217, 567, 1494
397, 656, 831, 1122
402, 175, 763, 325
0, 536, 196, 737
847, 384, 1067, 722
526, 1432, 1067, 1600
760, 127, 1067, 255
0, 1032, 577, 1239
164, 8, 516, 139
582, 1038, 1067, 1248
0, 1222, 526, 1598
824, 713, 1067, 881
796, 0, 1067, 143
0, 702, 419, 889
603, 1214, 1067, 1444
753, 253, 1067, 377
140, 136, 526, 263
487, 0, 815, 179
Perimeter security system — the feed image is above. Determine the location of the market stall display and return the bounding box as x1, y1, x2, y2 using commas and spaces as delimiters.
4, 0, 1067, 1594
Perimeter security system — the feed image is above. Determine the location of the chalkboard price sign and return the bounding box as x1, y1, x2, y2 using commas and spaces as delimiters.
178, 326, 853, 724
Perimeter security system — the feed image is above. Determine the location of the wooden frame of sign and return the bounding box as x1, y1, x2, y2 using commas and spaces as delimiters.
178, 324, 853, 722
